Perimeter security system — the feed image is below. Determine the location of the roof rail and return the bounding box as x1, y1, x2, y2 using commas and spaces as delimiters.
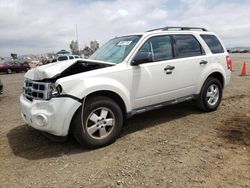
146, 26, 208, 32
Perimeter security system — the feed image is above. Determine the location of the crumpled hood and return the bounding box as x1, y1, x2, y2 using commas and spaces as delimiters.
24, 58, 114, 80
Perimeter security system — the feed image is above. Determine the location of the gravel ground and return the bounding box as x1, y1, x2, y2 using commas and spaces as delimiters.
0, 54, 249, 188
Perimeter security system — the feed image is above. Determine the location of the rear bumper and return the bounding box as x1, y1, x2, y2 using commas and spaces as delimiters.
20, 94, 81, 136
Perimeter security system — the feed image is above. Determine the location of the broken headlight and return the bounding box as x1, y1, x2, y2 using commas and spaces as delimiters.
49, 83, 62, 98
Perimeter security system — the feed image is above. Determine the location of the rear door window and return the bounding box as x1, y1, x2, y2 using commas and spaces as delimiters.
174, 35, 204, 58
200, 34, 224, 54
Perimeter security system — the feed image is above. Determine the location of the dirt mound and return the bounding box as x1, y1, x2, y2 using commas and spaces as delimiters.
219, 113, 250, 146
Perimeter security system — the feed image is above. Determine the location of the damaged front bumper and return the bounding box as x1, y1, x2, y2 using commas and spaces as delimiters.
20, 94, 81, 136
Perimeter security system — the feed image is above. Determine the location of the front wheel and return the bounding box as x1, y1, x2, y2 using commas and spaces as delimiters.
196, 77, 223, 112
72, 96, 123, 148
7, 69, 12, 74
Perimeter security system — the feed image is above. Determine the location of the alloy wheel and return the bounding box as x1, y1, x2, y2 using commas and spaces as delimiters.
206, 84, 219, 106
85, 107, 115, 139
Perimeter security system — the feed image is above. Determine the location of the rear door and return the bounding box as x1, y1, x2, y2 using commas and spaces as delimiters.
169, 34, 208, 96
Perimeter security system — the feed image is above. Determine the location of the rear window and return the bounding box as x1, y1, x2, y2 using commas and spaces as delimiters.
58, 56, 68, 61
69, 56, 74, 59
174, 35, 204, 58
200, 34, 224, 54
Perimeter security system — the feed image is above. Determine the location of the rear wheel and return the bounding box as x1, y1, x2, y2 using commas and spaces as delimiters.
72, 96, 123, 148
196, 77, 222, 112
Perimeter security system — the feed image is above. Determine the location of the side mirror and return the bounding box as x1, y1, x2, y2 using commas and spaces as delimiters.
131, 52, 152, 66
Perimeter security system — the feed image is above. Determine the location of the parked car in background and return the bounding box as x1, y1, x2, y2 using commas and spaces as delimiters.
57, 55, 80, 61
0, 60, 30, 74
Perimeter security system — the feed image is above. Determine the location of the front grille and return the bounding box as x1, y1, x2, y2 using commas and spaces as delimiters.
23, 80, 50, 100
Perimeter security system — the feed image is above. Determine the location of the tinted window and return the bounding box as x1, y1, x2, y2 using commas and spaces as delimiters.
174, 35, 204, 58
69, 56, 74, 59
58, 56, 68, 61
139, 35, 173, 62
200, 34, 224, 54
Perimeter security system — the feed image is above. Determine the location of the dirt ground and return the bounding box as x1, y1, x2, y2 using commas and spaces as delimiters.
0, 54, 249, 188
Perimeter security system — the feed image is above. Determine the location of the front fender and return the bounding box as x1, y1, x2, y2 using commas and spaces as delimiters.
59, 77, 132, 112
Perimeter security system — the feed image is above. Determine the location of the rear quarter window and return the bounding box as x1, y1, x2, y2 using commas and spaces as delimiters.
200, 34, 224, 54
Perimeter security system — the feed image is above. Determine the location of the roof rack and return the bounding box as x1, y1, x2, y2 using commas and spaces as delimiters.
146, 26, 208, 32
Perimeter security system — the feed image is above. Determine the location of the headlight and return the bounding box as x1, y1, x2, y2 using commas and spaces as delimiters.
49, 83, 62, 97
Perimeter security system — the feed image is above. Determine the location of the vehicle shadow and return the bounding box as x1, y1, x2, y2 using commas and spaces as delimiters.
7, 125, 87, 160
7, 101, 201, 160
121, 101, 201, 136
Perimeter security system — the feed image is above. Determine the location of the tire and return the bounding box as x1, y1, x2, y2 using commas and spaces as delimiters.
7, 69, 12, 74
72, 96, 123, 148
196, 77, 222, 112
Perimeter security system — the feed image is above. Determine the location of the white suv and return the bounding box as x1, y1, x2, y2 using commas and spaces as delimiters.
57, 55, 80, 61
20, 27, 231, 148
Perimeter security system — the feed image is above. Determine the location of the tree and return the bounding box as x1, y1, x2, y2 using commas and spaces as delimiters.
11, 53, 18, 59
69, 40, 80, 55
82, 46, 93, 58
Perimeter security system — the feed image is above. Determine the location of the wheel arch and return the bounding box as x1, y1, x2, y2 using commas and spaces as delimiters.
85, 90, 127, 118
68, 90, 127, 137
197, 71, 225, 95
207, 72, 224, 88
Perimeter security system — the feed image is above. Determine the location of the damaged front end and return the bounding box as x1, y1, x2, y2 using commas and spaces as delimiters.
23, 59, 114, 101
20, 59, 114, 136
25, 58, 114, 81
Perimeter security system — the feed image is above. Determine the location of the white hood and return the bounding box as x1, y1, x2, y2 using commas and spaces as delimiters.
25, 58, 115, 80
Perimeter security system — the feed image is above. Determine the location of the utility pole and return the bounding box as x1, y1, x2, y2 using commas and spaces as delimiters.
75, 24, 79, 53
75, 24, 79, 42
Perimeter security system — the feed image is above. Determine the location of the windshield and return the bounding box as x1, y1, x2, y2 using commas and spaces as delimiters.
89, 35, 141, 64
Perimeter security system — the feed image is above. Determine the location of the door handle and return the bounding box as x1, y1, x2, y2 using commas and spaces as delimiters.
200, 60, 208, 65
164, 65, 175, 71
164, 65, 175, 74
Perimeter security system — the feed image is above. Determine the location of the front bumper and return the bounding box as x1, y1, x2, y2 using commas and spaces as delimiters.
20, 94, 81, 136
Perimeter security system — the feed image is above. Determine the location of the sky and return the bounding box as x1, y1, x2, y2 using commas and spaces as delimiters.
0, 0, 250, 57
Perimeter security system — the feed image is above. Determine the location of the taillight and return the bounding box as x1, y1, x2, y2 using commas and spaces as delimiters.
226, 56, 232, 71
